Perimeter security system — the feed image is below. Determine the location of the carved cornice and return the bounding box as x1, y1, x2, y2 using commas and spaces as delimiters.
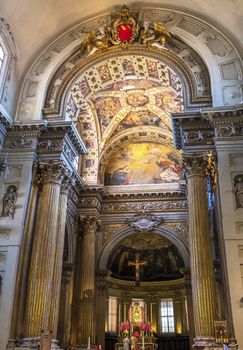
37, 121, 87, 160
78, 189, 187, 213
171, 111, 214, 150
107, 275, 185, 291
4, 121, 46, 152
202, 105, 243, 139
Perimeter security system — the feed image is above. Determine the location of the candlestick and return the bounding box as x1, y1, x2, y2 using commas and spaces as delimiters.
88, 336, 91, 349
142, 335, 145, 350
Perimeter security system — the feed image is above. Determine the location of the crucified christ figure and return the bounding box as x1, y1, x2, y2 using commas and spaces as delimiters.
128, 252, 147, 287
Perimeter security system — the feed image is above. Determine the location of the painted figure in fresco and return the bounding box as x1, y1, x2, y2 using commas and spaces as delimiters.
122, 335, 130, 350
167, 251, 179, 274
110, 165, 131, 185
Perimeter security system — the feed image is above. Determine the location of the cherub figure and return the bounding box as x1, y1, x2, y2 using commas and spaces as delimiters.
146, 22, 172, 47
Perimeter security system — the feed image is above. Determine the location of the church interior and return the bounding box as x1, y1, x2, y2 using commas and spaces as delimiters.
0, 1, 243, 350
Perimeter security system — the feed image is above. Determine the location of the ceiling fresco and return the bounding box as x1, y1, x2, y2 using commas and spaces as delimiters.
89, 78, 182, 140
107, 232, 185, 282
70, 56, 184, 185
104, 142, 182, 185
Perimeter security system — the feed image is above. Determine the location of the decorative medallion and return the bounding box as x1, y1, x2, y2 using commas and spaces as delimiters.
110, 6, 139, 44
126, 211, 163, 232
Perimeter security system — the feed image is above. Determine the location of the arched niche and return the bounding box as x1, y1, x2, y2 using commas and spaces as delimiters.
99, 226, 190, 272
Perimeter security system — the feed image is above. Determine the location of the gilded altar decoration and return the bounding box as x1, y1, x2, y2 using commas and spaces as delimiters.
128, 301, 144, 325
80, 6, 172, 55
214, 320, 229, 344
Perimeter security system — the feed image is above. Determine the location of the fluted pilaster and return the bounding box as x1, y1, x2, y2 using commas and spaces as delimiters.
77, 216, 97, 345
97, 270, 111, 349
23, 161, 69, 337
57, 263, 73, 347
183, 153, 217, 340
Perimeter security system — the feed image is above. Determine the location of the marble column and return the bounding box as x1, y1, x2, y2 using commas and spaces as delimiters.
77, 216, 97, 346
49, 174, 73, 339
22, 161, 68, 339
183, 153, 217, 346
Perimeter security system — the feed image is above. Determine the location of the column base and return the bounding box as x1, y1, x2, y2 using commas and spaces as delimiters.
7, 337, 62, 349
193, 337, 238, 350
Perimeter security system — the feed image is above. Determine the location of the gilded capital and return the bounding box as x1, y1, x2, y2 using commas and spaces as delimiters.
182, 153, 208, 178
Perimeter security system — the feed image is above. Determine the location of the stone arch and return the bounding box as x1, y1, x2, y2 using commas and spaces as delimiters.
99, 225, 190, 271
42, 43, 211, 120
15, 5, 243, 123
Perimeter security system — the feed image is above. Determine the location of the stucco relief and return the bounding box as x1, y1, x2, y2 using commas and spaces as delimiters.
102, 200, 187, 212
165, 223, 188, 243
102, 224, 126, 245
234, 174, 243, 209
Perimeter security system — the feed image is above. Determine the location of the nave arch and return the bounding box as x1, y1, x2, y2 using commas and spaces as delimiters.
15, 4, 243, 124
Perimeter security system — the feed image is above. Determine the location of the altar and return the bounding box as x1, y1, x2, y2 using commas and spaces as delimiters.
115, 342, 156, 350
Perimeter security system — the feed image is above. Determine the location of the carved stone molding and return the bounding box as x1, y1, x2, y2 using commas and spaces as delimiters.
4, 122, 46, 152
127, 211, 163, 232
102, 199, 187, 212
37, 121, 87, 167
202, 106, 243, 139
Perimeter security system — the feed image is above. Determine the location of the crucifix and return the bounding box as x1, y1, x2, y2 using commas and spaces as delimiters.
128, 252, 147, 287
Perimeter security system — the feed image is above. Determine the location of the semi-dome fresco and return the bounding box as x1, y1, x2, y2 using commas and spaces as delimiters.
104, 142, 182, 185
108, 232, 185, 282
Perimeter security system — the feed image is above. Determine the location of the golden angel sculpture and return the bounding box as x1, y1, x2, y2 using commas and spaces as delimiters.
145, 22, 172, 47
80, 27, 112, 54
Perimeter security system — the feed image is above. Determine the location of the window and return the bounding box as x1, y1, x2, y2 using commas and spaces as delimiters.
108, 296, 118, 332
160, 299, 175, 333
0, 46, 4, 71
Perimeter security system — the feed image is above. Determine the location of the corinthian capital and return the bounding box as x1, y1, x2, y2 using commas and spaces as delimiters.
61, 172, 75, 195
182, 153, 208, 178
183, 153, 217, 187
32, 161, 70, 189
81, 216, 99, 235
